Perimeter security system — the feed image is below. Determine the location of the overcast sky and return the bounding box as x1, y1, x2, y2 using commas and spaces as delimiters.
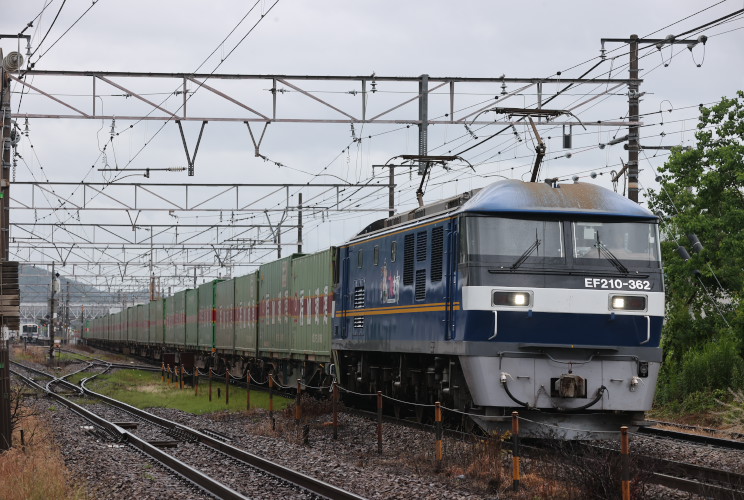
3, 1, 743, 294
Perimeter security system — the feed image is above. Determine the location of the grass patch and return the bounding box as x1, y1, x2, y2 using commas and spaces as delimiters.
11, 345, 52, 365
0, 409, 88, 499
85, 369, 290, 414
65, 371, 97, 386
57, 351, 90, 362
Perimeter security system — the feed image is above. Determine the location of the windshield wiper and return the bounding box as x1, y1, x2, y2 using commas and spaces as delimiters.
511, 230, 541, 270
594, 233, 629, 274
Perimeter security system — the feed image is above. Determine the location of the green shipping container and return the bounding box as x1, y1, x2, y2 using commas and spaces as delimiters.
185, 289, 199, 348
234, 272, 258, 354
116, 310, 125, 342
292, 249, 335, 360
164, 296, 175, 345
198, 280, 221, 350
149, 299, 164, 345
171, 290, 187, 347
127, 308, 135, 343
215, 279, 235, 351
258, 256, 295, 357
136, 304, 148, 343
109, 313, 116, 342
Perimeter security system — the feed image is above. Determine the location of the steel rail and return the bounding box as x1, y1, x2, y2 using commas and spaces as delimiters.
326, 398, 744, 499
637, 424, 744, 450
78, 372, 367, 500
646, 419, 744, 440
574, 442, 744, 500
641, 456, 744, 499
10, 365, 247, 500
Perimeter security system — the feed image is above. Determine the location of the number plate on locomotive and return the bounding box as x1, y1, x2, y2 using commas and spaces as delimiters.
584, 278, 651, 290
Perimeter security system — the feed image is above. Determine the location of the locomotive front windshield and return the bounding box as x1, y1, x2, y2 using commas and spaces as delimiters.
462, 217, 564, 266
461, 216, 660, 269
573, 221, 660, 267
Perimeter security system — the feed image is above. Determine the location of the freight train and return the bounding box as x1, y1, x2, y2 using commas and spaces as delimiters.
86, 179, 664, 438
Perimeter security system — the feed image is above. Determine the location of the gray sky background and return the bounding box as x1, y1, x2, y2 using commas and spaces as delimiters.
3, 0, 743, 294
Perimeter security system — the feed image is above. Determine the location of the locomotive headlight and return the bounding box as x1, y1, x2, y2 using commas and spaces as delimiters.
609, 294, 647, 311
492, 291, 532, 307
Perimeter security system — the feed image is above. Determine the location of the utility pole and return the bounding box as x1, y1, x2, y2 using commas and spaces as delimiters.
0, 49, 10, 260
388, 165, 394, 217
48, 263, 59, 362
628, 35, 640, 203
297, 193, 303, 254
0, 45, 21, 446
418, 74, 429, 176
64, 281, 70, 343
601, 32, 709, 202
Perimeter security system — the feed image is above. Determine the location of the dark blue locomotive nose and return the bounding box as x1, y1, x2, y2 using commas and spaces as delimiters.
334, 179, 663, 438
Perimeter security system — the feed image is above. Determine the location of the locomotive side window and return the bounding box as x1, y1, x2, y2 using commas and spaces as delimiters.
357, 249, 364, 268
391, 241, 397, 262
374, 245, 379, 266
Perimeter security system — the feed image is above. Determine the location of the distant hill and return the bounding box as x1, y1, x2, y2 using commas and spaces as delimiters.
19, 265, 149, 305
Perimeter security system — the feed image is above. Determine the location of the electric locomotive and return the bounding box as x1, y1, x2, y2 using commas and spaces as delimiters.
333, 179, 663, 438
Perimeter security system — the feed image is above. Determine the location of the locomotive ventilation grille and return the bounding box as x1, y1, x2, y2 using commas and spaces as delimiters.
415, 269, 426, 301
431, 226, 443, 282
404, 234, 414, 285
353, 286, 365, 328
417, 231, 427, 261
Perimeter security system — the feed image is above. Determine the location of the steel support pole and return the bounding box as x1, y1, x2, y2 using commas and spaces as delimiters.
49, 262, 56, 362
0, 53, 13, 450
418, 74, 429, 175
1, 54, 10, 262
628, 35, 640, 203
388, 164, 395, 217
297, 193, 302, 254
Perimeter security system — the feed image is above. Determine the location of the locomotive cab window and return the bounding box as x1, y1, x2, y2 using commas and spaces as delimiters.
573, 221, 660, 267
462, 216, 563, 267
357, 249, 364, 268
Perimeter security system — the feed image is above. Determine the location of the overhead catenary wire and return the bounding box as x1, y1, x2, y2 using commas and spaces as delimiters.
9, 3, 743, 293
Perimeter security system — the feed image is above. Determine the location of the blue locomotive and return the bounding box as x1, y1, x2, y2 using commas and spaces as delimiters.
333, 179, 663, 437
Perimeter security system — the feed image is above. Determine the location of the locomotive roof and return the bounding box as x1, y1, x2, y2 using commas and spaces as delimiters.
458, 180, 657, 219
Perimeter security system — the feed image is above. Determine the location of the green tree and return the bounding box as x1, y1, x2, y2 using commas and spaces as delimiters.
647, 91, 744, 406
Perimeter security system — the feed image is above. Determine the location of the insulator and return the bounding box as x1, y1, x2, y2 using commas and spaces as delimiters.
677, 246, 691, 261
687, 233, 703, 253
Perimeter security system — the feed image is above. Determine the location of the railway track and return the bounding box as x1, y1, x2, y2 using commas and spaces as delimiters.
637, 422, 744, 450
42, 348, 744, 499
12, 361, 366, 500
12, 363, 242, 499
347, 404, 744, 499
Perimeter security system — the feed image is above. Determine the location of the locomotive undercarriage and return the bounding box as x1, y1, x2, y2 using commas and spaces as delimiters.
335, 350, 474, 418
